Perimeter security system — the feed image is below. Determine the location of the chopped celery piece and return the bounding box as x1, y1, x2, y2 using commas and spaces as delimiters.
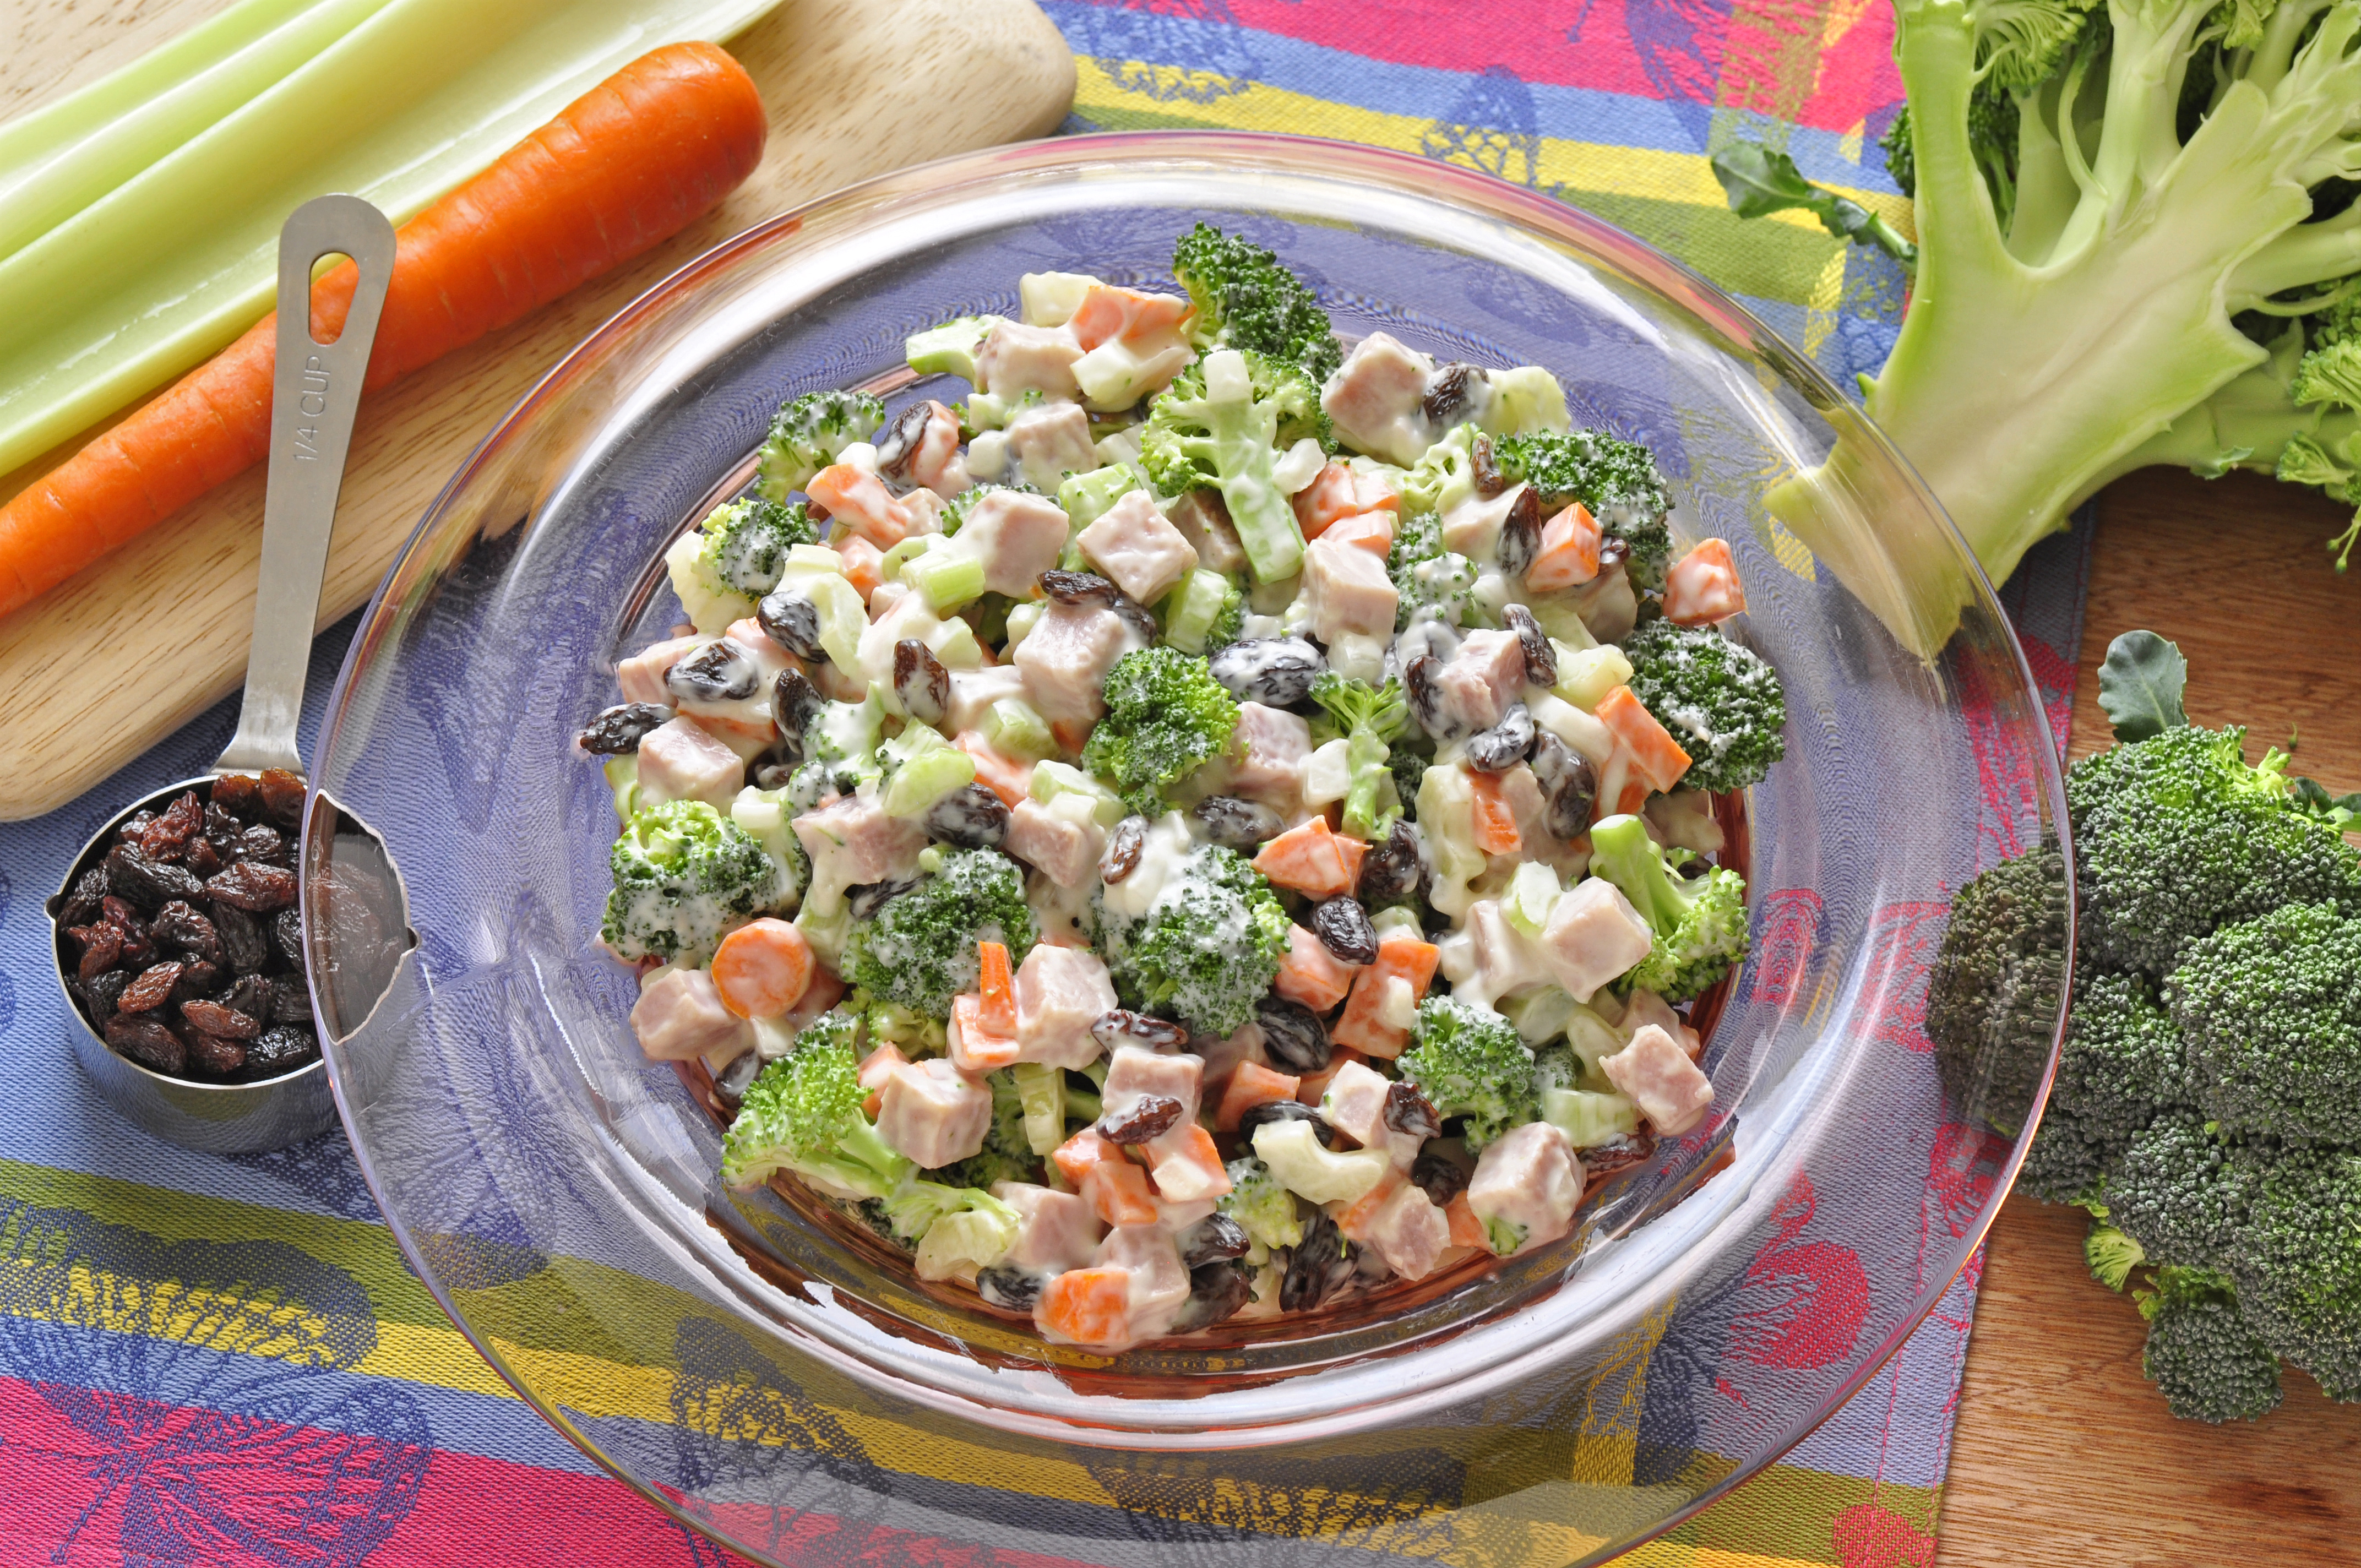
905, 314, 1004, 381
1030, 761, 1125, 826
602, 755, 640, 822
877, 533, 937, 581
881, 743, 976, 820
983, 697, 1056, 760
1504, 986, 1575, 1046
1161, 568, 1238, 655
1013, 1061, 1067, 1155
1020, 271, 1098, 326
1503, 863, 1560, 938
1557, 645, 1635, 711
906, 546, 987, 612
1056, 464, 1141, 530
1525, 598, 1598, 650
1564, 1003, 1629, 1078
1003, 600, 1045, 652
1542, 1087, 1640, 1148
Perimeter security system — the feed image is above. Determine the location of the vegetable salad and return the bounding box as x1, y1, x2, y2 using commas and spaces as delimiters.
579, 225, 1786, 1351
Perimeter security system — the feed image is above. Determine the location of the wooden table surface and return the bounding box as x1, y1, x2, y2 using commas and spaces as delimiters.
1940, 466, 2361, 1566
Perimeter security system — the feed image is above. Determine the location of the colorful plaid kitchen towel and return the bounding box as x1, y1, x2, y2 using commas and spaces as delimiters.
0, 5, 2094, 1567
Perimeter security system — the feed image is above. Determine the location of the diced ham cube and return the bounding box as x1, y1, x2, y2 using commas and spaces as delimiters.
793, 794, 928, 894
635, 716, 744, 809
944, 665, 1030, 736
1228, 701, 1311, 806
1321, 512, 1395, 556
1014, 602, 1129, 721
1004, 795, 1107, 889
876, 1058, 994, 1169
1005, 401, 1100, 492
1362, 1181, 1452, 1281
617, 634, 706, 707
630, 967, 753, 1061
1620, 988, 1701, 1059
1143, 1123, 1231, 1201
721, 620, 796, 683
1433, 629, 1527, 735
1538, 877, 1655, 1002
955, 487, 1071, 598
1102, 1044, 1205, 1126
975, 320, 1082, 401
1600, 1023, 1715, 1135
992, 1182, 1105, 1275
1316, 1060, 1397, 1149
1166, 489, 1248, 576
879, 400, 969, 499
1078, 489, 1199, 605
1663, 538, 1746, 625
1440, 482, 1531, 560
1090, 1222, 1193, 1341
1320, 331, 1434, 466
1465, 1120, 1582, 1255
1299, 533, 1399, 642
1274, 922, 1357, 1012
808, 464, 911, 549
1443, 899, 1552, 1011
1015, 943, 1118, 1070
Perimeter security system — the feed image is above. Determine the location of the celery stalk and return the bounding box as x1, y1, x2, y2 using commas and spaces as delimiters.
0, 0, 781, 480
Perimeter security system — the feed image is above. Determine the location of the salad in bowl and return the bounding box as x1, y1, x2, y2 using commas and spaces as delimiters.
577, 224, 1783, 1353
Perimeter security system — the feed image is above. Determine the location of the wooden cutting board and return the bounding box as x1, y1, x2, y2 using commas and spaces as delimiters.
0, 0, 1075, 820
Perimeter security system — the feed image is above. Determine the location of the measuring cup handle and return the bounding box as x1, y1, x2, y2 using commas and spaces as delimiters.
214, 194, 397, 777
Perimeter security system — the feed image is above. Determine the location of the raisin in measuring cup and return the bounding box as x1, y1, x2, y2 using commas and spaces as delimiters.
45, 196, 411, 1153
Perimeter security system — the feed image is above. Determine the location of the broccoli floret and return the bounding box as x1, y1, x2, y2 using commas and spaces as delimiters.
1080, 648, 1240, 815
700, 497, 818, 596
2106, 1108, 2250, 1273
2066, 724, 2361, 977
1139, 347, 1329, 583
1531, 1041, 1582, 1097
1169, 221, 1342, 383
937, 1070, 1046, 1191
1397, 995, 1538, 1152
1090, 840, 1289, 1036
2223, 1141, 2361, 1402
1308, 672, 1412, 839
601, 799, 782, 965
1218, 1155, 1305, 1253
1923, 845, 2069, 1140
1586, 814, 1749, 1001
2137, 1265, 2286, 1423
2084, 1208, 2148, 1292
856, 991, 949, 1057
1385, 510, 1478, 631
1617, 618, 1787, 794
756, 389, 885, 499
2053, 969, 2187, 1152
843, 848, 1036, 1020
1401, 424, 1481, 519
1493, 429, 1674, 589
2169, 901, 2361, 1146
721, 1012, 911, 1196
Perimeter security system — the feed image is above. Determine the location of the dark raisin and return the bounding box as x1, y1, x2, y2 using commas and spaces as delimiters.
976, 1265, 1043, 1311
139, 791, 204, 861
101, 897, 154, 965
1173, 1260, 1254, 1332
247, 1025, 320, 1076
1239, 1098, 1336, 1148
1584, 1129, 1657, 1182
116, 962, 184, 1014
1471, 432, 1504, 497
1256, 997, 1331, 1074
1090, 1010, 1190, 1053
1099, 816, 1147, 884
60, 867, 109, 929
1464, 703, 1536, 773
1597, 537, 1630, 572
82, 968, 133, 1028
713, 1049, 763, 1104
1421, 362, 1483, 429
70, 923, 124, 983
756, 591, 828, 662
214, 904, 269, 975
1497, 487, 1541, 580
117, 810, 156, 843
171, 961, 224, 1003
1403, 654, 1461, 743
1038, 569, 1120, 607
1098, 1093, 1183, 1144
1280, 1211, 1354, 1313
269, 976, 312, 1027
1530, 733, 1597, 840
1192, 794, 1282, 850
1178, 1213, 1252, 1267
186, 1032, 248, 1075
578, 702, 672, 754
151, 900, 218, 959
182, 998, 262, 1040
665, 640, 760, 703
211, 773, 262, 820
225, 973, 274, 1024
1108, 591, 1161, 646
1208, 638, 1324, 707
1310, 897, 1378, 966
237, 825, 290, 867
106, 1014, 186, 1074
873, 400, 934, 477
273, 908, 307, 971
1502, 604, 1555, 687
206, 861, 297, 912
846, 877, 922, 921
258, 768, 307, 828
1357, 819, 1425, 906
1410, 1151, 1469, 1208
892, 638, 950, 725
773, 667, 824, 750
206, 801, 245, 841
1384, 1081, 1443, 1141
105, 843, 204, 910
922, 783, 1009, 849
184, 838, 223, 878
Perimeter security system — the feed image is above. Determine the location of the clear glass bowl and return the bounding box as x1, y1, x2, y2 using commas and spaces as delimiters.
309, 132, 2070, 1566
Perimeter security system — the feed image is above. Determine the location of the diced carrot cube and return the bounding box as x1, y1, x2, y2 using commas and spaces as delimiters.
1040, 1266, 1133, 1344
1335, 1167, 1404, 1242
835, 534, 886, 603
1468, 769, 1521, 856
1332, 829, 1369, 886
1292, 462, 1361, 538
1596, 685, 1692, 795
808, 464, 911, 548
856, 1041, 909, 1092
977, 940, 1016, 1033
1274, 923, 1357, 1012
1067, 284, 1194, 351
1253, 817, 1357, 900
1145, 1123, 1232, 1200
1332, 935, 1439, 1058
954, 732, 1033, 805
1662, 537, 1746, 625
1050, 718, 1094, 756
1525, 502, 1602, 592
1445, 1191, 1489, 1250
1053, 1126, 1120, 1189
1320, 511, 1395, 556
1215, 1061, 1302, 1131
949, 994, 1020, 1072
1085, 1158, 1160, 1226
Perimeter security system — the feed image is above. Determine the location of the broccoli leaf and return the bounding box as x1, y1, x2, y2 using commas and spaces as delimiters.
1709, 145, 1917, 268
2097, 630, 2190, 742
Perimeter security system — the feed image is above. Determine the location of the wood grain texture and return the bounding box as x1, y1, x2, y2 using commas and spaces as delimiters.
0, 0, 1074, 819
1941, 466, 2361, 1568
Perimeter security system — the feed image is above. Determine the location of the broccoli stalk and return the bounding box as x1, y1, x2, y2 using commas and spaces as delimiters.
1397, 996, 1539, 1151
1140, 348, 1329, 583
1308, 671, 1412, 839
1080, 647, 1241, 816
721, 1015, 912, 1197
1586, 814, 1750, 1001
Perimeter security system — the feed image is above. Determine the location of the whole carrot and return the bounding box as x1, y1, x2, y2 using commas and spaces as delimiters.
0, 40, 768, 618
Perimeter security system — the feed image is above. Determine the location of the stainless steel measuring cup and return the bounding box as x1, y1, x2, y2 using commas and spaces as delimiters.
44, 194, 397, 1153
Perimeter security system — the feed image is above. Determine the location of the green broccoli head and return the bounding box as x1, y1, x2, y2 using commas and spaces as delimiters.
1586, 814, 1750, 1001
2137, 1266, 2286, 1424
601, 799, 781, 965
1493, 429, 1674, 589
721, 1012, 911, 1196
2169, 901, 2361, 1146
1140, 347, 1328, 583
1308, 671, 1411, 839
1090, 843, 1289, 1036
1385, 510, 1478, 631
2106, 1107, 2250, 1273
2065, 724, 2361, 977
2223, 1141, 2361, 1402
1398, 995, 1538, 1152
2017, 1101, 2115, 1208
2083, 1209, 2148, 1292
844, 848, 1037, 1020
1218, 1155, 1305, 1253
1081, 647, 1241, 816
1923, 844, 2069, 1137
1170, 221, 1343, 383
1401, 424, 1480, 518
937, 1070, 1045, 1191
755, 389, 885, 499
1531, 1041, 1582, 1097
699, 497, 818, 596
1617, 619, 1787, 794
